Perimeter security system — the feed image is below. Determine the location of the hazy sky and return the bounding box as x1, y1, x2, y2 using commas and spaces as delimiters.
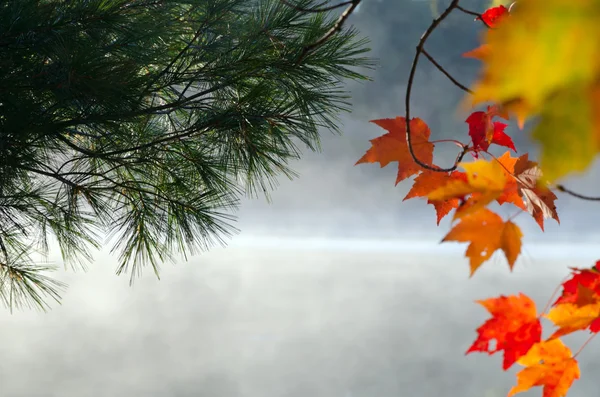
2, 1, 600, 396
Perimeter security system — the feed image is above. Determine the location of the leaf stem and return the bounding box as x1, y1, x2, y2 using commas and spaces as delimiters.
429, 138, 467, 148
574, 333, 597, 358
540, 275, 571, 316
507, 209, 524, 223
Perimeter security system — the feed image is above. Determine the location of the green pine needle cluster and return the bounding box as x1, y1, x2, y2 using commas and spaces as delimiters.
0, 0, 374, 311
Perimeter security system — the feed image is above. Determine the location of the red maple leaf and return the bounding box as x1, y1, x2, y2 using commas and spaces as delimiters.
554, 261, 600, 306
476, 5, 509, 28
466, 105, 516, 155
467, 293, 542, 370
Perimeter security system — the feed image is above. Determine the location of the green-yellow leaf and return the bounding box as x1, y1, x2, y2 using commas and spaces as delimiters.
467, 0, 600, 181
533, 85, 600, 182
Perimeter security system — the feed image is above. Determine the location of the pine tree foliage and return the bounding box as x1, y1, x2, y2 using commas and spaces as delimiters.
0, 0, 374, 310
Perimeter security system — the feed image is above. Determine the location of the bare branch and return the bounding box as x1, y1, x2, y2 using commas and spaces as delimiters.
405, 0, 469, 173
422, 49, 472, 94
556, 185, 600, 201
456, 5, 491, 28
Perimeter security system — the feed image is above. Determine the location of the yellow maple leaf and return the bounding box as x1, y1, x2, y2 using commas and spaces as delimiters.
428, 159, 507, 219
466, 0, 600, 182
440, 208, 522, 276
545, 301, 600, 339
509, 339, 580, 397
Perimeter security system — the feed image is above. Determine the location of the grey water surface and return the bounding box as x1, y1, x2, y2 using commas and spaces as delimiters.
1, 239, 599, 397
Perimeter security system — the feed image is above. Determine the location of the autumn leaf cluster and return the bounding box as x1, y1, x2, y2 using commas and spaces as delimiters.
356, 2, 600, 396
356, 110, 558, 276
468, 263, 600, 397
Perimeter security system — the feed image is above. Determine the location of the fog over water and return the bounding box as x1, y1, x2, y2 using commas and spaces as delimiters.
2, 240, 600, 397
2, 0, 600, 396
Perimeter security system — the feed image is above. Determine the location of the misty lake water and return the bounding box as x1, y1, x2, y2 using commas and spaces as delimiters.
1, 237, 599, 397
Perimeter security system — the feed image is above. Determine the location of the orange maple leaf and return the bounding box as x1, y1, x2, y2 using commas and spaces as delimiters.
509, 339, 580, 397
467, 293, 541, 370
403, 170, 467, 224
355, 117, 435, 185
428, 199, 460, 225
513, 154, 560, 231
441, 208, 523, 275
428, 159, 507, 219
495, 151, 527, 210
463, 44, 490, 61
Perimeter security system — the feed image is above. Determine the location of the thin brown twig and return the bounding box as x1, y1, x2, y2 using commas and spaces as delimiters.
280, 0, 353, 13
292, 0, 361, 65
429, 138, 465, 147
422, 49, 472, 93
455, 5, 480, 17
556, 185, 600, 201
405, 0, 466, 173
455, 5, 491, 28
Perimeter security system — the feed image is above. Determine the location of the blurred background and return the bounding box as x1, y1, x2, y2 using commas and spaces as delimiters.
1, 0, 600, 396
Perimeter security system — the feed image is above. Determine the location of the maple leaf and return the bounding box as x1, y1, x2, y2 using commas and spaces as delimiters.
468, 0, 600, 181
356, 117, 435, 185
403, 170, 467, 224
466, 105, 516, 155
467, 293, 541, 370
572, 284, 600, 308
404, 170, 461, 199
463, 44, 490, 61
509, 339, 580, 397
428, 199, 460, 225
554, 261, 600, 306
460, 68, 528, 131
545, 262, 600, 338
513, 154, 559, 231
476, 5, 509, 28
545, 302, 600, 339
428, 159, 507, 219
495, 151, 527, 210
441, 208, 523, 275
531, 84, 600, 182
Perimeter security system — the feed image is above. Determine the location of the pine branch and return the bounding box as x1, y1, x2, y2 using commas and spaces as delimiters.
0, 0, 374, 310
